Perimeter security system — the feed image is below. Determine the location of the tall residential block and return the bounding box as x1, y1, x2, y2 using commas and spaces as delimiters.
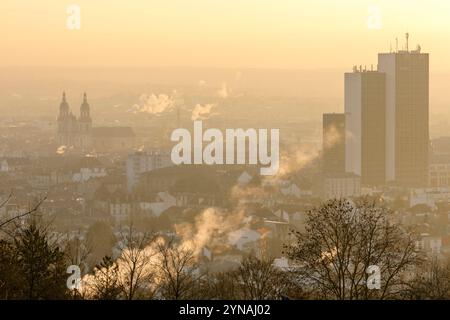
345, 68, 386, 186
378, 39, 429, 187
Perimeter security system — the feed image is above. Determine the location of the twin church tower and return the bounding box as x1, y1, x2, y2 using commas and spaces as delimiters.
57, 92, 92, 148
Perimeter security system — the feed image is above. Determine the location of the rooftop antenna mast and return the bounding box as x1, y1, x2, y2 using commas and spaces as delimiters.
395, 37, 398, 52
405, 32, 409, 52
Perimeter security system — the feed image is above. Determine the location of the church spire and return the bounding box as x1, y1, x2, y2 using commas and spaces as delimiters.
80, 92, 91, 120
59, 91, 69, 117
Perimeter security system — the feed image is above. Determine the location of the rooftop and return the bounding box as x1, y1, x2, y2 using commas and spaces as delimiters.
92, 126, 135, 138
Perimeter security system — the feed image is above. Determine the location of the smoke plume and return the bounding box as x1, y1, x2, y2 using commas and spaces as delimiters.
217, 83, 229, 99
132, 92, 180, 115
191, 103, 216, 121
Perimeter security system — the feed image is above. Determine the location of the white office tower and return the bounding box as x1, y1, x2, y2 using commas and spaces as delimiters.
345, 66, 386, 186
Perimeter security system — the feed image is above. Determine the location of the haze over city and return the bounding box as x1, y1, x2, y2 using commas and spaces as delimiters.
3, 0, 450, 135
1, 0, 450, 307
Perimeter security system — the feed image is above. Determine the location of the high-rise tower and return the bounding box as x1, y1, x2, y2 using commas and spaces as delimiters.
345, 68, 386, 186
378, 35, 429, 187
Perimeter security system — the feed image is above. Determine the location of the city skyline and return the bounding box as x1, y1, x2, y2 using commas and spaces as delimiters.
1, 1, 450, 306
322, 37, 429, 188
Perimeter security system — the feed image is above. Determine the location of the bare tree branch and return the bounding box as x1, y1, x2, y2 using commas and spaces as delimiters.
0, 194, 47, 229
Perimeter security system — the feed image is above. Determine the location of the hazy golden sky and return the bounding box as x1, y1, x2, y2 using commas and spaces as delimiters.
2, 0, 450, 70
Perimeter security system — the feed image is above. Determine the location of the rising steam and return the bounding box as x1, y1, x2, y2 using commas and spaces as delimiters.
217, 83, 229, 99
191, 103, 216, 121
80, 207, 246, 298
132, 92, 180, 115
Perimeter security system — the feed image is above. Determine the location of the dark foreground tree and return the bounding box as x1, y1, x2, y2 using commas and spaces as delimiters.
284, 198, 421, 300
86, 221, 116, 268
0, 240, 22, 299
13, 224, 68, 299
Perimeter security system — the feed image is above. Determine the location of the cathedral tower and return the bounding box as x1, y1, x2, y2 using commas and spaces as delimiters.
56, 92, 91, 149
78, 92, 92, 148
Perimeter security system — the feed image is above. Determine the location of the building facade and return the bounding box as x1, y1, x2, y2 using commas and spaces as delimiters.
323, 113, 346, 174
429, 154, 450, 187
126, 150, 173, 192
57, 92, 136, 153
321, 172, 361, 200
57, 92, 92, 149
345, 68, 386, 186
378, 43, 429, 187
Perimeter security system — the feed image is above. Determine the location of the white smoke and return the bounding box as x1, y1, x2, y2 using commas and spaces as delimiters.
324, 124, 344, 150
191, 103, 216, 121
175, 207, 245, 256
80, 207, 246, 298
217, 83, 229, 99
132, 92, 179, 115
56, 145, 67, 155
81, 238, 164, 298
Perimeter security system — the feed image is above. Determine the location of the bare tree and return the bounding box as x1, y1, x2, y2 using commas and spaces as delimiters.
404, 257, 450, 300
117, 224, 155, 300
201, 271, 240, 300
63, 231, 92, 299
200, 256, 305, 300
0, 193, 47, 230
233, 255, 294, 300
86, 256, 123, 300
154, 237, 203, 300
64, 231, 92, 273
284, 198, 421, 300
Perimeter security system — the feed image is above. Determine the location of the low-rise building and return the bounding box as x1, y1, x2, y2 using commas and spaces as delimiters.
126, 150, 173, 192
320, 172, 361, 200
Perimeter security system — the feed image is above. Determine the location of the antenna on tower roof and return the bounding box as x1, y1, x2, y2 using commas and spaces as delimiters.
405, 32, 409, 52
